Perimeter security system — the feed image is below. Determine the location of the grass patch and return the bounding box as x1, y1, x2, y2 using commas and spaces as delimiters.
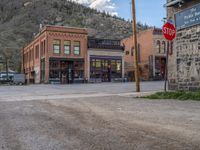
144, 91, 200, 101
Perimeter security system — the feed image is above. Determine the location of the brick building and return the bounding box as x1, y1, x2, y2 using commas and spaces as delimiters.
166, 0, 200, 91
22, 25, 124, 84
121, 28, 168, 81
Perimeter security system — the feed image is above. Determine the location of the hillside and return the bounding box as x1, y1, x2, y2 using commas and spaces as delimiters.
0, 0, 149, 71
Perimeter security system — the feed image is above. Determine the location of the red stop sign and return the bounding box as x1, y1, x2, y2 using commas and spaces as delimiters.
162, 22, 176, 41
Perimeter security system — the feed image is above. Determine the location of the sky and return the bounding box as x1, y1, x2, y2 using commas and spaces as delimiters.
71, 0, 166, 28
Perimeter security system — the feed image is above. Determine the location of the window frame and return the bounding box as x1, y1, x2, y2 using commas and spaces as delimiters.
64, 40, 71, 55
74, 41, 80, 55
53, 39, 61, 54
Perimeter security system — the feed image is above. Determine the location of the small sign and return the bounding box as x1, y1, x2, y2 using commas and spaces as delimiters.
162, 22, 176, 41
175, 3, 200, 30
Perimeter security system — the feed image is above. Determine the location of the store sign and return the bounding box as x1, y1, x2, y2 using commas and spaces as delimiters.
176, 3, 200, 30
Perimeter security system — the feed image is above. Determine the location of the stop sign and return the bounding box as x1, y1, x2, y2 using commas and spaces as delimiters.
162, 22, 176, 41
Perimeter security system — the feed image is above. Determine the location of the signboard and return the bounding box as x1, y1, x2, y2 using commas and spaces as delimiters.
162, 22, 176, 41
175, 3, 200, 30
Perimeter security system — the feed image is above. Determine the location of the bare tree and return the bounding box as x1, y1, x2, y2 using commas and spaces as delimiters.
1, 48, 13, 81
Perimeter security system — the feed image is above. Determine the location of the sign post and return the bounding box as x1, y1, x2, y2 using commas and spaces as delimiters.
162, 21, 176, 92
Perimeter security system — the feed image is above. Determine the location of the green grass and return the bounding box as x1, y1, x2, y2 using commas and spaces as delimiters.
144, 91, 200, 101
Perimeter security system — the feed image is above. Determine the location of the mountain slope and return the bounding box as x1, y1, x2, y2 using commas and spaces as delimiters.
0, 0, 147, 71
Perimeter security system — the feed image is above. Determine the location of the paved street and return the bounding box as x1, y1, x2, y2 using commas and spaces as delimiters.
0, 81, 200, 150
0, 81, 164, 101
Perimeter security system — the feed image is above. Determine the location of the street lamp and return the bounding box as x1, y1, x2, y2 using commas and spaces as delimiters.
132, 0, 140, 92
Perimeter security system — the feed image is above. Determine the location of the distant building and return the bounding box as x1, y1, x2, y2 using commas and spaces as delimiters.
121, 28, 168, 81
166, 0, 200, 91
22, 25, 124, 84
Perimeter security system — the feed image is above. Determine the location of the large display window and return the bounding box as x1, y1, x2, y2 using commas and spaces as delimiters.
90, 57, 122, 82
49, 59, 84, 84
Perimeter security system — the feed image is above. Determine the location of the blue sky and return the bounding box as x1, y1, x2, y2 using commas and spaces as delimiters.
72, 0, 166, 27
113, 0, 166, 27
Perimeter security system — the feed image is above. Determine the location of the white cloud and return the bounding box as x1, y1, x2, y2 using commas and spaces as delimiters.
70, 0, 118, 16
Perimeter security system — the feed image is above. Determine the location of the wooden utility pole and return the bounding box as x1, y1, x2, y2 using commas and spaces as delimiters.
132, 0, 140, 92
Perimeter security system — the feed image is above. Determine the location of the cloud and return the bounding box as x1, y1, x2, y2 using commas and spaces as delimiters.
70, 0, 118, 16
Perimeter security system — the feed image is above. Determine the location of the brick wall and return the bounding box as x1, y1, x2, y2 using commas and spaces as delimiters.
121, 28, 167, 81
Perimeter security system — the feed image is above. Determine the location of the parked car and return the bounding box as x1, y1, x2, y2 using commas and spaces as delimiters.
12, 74, 25, 85
0, 73, 14, 84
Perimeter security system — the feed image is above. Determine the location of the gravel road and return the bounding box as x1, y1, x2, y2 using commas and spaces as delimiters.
0, 96, 200, 150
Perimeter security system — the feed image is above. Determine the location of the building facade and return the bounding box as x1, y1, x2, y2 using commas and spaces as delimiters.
88, 38, 124, 82
121, 28, 168, 81
22, 25, 88, 84
22, 25, 124, 84
166, 0, 200, 91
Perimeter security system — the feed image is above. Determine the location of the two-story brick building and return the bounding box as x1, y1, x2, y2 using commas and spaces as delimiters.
166, 0, 200, 91
22, 25, 88, 84
121, 28, 168, 81
22, 25, 124, 84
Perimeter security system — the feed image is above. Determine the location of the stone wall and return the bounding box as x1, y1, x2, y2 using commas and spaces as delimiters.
167, 0, 200, 91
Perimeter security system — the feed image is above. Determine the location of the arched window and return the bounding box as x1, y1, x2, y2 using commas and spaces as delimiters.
162, 41, 166, 53
156, 40, 161, 53
131, 46, 134, 56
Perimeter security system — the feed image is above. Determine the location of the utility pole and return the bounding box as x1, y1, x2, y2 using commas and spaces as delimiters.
132, 0, 140, 92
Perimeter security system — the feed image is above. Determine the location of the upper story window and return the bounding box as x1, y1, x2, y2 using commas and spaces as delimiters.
162, 41, 166, 53
74, 41, 80, 55
44, 40, 46, 56
40, 41, 44, 57
64, 41, 71, 55
131, 47, 134, 56
35, 45, 39, 59
156, 40, 161, 53
31, 49, 34, 61
125, 51, 130, 55
53, 40, 61, 54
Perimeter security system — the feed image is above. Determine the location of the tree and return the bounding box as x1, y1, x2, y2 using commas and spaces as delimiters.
1, 48, 14, 81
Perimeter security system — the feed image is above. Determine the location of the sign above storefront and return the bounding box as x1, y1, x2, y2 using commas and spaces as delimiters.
175, 3, 200, 30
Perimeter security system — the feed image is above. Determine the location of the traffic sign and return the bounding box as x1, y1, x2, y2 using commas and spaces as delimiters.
162, 22, 176, 41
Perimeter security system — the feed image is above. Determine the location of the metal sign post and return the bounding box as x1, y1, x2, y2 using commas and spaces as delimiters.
164, 41, 169, 92
162, 21, 176, 92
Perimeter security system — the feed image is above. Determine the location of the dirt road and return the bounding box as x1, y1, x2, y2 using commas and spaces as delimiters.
0, 96, 200, 150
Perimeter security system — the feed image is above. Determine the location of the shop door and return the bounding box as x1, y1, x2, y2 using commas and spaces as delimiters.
101, 60, 111, 82
67, 62, 74, 84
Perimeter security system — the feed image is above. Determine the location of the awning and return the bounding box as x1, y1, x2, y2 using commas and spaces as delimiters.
164, 0, 183, 7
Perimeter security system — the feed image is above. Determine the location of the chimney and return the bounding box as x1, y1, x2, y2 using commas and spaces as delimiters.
39, 24, 43, 31
33, 33, 36, 38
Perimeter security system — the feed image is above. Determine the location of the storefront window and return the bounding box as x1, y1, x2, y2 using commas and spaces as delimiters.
64, 41, 70, 54
90, 58, 122, 81
53, 40, 61, 54
96, 60, 101, 68
74, 41, 80, 55
49, 61, 60, 80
